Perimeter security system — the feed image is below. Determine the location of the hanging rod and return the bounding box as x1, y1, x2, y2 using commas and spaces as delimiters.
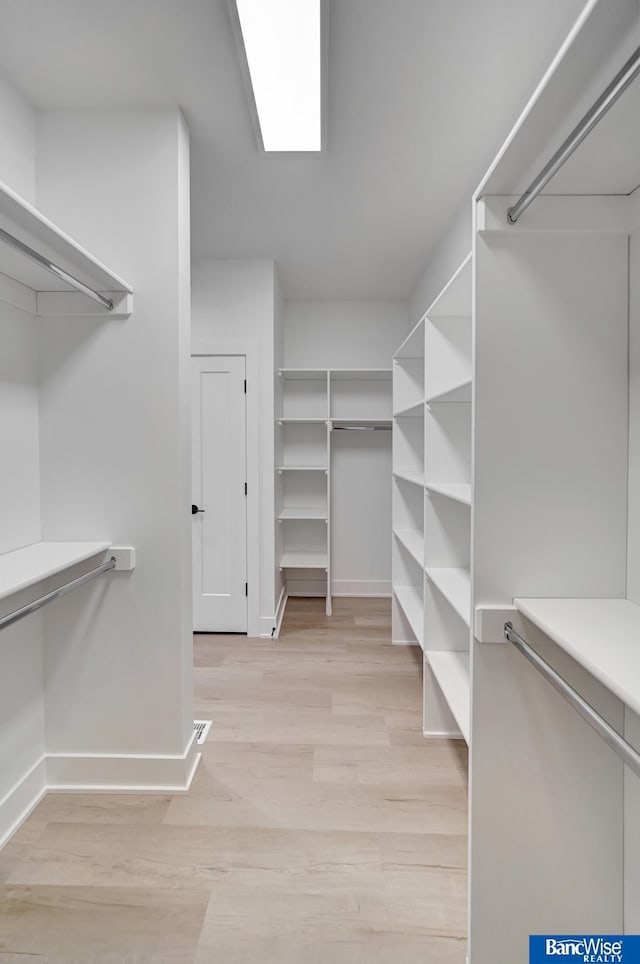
333, 425, 392, 431
504, 621, 640, 778
507, 45, 640, 224
0, 226, 114, 310
0, 556, 116, 632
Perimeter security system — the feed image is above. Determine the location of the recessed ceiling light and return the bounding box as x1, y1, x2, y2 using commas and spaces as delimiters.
235, 0, 322, 152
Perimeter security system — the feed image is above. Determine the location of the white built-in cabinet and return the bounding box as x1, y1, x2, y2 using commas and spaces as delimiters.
277, 368, 392, 614
392, 254, 472, 742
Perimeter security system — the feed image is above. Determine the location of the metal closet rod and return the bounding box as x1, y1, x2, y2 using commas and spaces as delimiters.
507, 45, 640, 224
0, 556, 116, 632
504, 622, 640, 778
0, 226, 114, 310
333, 425, 391, 431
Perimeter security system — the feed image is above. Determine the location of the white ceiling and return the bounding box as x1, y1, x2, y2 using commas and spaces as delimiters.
0, 0, 588, 299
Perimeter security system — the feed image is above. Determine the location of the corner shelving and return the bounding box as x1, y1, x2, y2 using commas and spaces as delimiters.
393, 585, 424, 648
425, 650, 470, 742
425, 567, 471, 626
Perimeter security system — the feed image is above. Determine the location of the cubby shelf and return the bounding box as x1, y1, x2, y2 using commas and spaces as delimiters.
278, 418, 327, 425
393, 585, 424, 647
426, 378, 472, 405
278, 507, 328, 521
425, 567, 471, 626
425, 482, 472, 506
393, 401, 424, 417
0, 541, 111, 601
425, 650, 470, 742
393, 470, 424, 487
280, 550, 328, 569
393, 528, 424, 567
278, 465, 327, 472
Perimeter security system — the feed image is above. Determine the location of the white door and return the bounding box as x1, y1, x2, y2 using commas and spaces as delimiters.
191, 355, 247, 632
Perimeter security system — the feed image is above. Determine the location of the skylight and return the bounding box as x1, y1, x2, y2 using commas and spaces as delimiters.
235, 0, 322, 152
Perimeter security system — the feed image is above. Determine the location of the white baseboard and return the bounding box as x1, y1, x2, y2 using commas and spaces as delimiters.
392, 638, 422, 646
332, 580, 391, 597
273, 588, 288, 640
0, 736, 200, 849
0, 756, 47, 850
259, 615, 277, 638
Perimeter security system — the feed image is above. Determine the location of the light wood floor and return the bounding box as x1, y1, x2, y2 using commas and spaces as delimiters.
0, 596, 468, 963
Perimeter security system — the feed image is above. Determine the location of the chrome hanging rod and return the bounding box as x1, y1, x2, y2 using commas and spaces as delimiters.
507, 45, 640, 224
0, 226, 114, 310
0, 556, 116, 632
504, 621, 640, 778
333, 425, 392, 431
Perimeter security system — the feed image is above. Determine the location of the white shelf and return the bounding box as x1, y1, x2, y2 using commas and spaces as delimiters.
425, 650, 470, 743
279, 507, 328, 520
0, 541, 111, 602
329, 369, 392, 380
513, 597, 640, 717
425, 567, 471, 626
426, 378, 472, 405
425, 482, 472, 506
278, 418, 327, 425
394, 319, 425, 360
278, 465, 327, 472
393, 586, 424, 647
280, 550, 328, 569
393, 401, 424, 417
279, 369, 328, 380
394, 528, 424, 567
393, 470, 424, 487
426, 254, 472, 318
0, 177, 132, 300
332, 419, 392, 429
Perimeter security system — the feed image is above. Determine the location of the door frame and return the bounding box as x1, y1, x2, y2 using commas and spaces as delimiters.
191, 340, 260, 637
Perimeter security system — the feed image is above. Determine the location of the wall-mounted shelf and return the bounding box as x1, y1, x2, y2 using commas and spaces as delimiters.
0, 542, 111, 601
394, 401, 424, 418
513, 597, 640, 717
394, 528, 423, 567
278, 465, 327, 472
426, 378, 472, 405
0, 178, 133, 317
278, 507, 328, 521
425, 567, 471, 626
393, 470, 424, 487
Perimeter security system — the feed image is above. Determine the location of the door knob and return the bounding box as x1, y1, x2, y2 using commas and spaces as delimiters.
192, 504, 205, 515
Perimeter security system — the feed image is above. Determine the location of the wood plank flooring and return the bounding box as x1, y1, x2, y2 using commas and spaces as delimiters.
0, 596, 468, 963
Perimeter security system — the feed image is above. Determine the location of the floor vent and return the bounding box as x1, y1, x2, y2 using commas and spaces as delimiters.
193, 720, 212, 745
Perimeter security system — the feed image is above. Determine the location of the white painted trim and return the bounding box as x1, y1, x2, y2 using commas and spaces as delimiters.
273, 586, 288, 639
46, 732, 200, 793
259, 615, 276, 638
392, 638, 421, 647
191, 341, 261, 637
331, 580, 391, 597
0, 272, 36, 314
0, 755, 47, 850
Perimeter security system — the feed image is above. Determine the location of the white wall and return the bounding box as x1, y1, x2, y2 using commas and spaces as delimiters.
191, 259, 277, 634
0, 69, 35, 203
284, 300, 408, 368
284, 300, 407, 596
628, 228, 640, 605
409, 201, 472, 324
35, 109, 194, 775
0, 73, 45, 840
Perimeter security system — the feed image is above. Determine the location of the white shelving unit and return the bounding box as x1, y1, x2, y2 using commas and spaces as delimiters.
391, 255, 472, 744
0, 542, 112, 600
276, 368, 392, 616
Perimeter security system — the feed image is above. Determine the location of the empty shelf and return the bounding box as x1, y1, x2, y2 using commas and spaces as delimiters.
0, 541, 111, 601
513, 597, 640, 717
425, 568, 471, 625
279, 507, 328, 520
279, 369, 328, 380
426, 378, 472, 405
278, 418, 327, 424
393, 470, 424, 487
394, 528, 424, 567
425, 483, 471, 506
278, 465, 328, 472
332, 418, 392, 428
393, 401, 424, 417
280, 550, 328, 569
394, 586, 424, 647
425, 650, 470, 743
330, 369, 392, 380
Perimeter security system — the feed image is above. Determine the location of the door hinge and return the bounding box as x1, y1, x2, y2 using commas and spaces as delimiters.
244, 379, 247, 394
244, 481, 247, 496
245, 582, 248, 597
